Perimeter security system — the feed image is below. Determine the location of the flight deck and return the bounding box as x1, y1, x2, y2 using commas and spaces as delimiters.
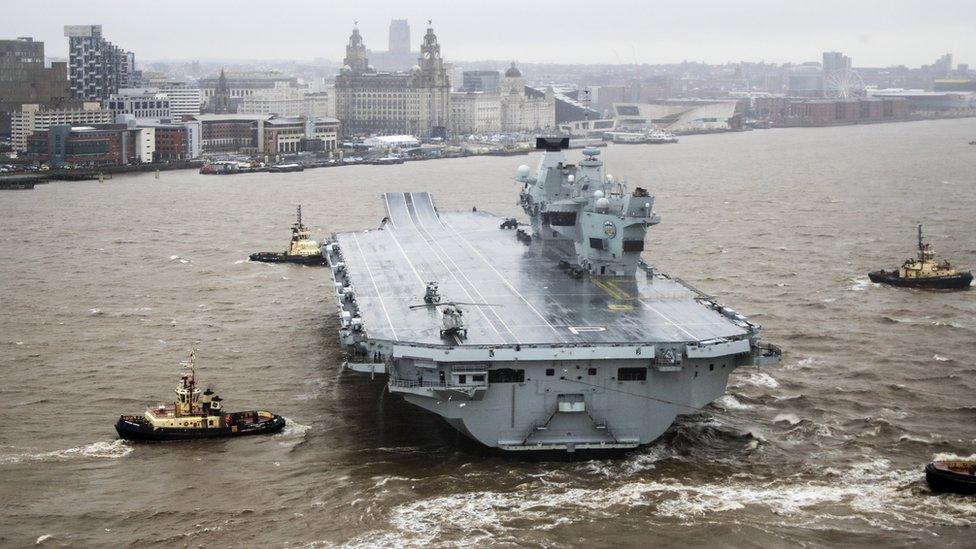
333, 192, 748, 348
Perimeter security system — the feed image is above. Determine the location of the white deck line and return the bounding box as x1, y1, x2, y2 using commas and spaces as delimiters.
437, 203, 565, 342
384, 226, 426, 286
636, 298, 699, 341
382, 194, 397, 229
408, 194, 520, 344
351, 232, 398, 340
401, 194, 512, 343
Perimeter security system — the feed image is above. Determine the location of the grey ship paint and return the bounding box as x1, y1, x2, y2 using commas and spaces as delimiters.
325, 138, 780, 452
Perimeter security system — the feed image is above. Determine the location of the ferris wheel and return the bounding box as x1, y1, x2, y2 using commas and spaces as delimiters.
823, 69, 866, 99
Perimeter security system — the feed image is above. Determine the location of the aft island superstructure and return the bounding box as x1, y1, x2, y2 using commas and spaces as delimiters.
325, 138, 780, 452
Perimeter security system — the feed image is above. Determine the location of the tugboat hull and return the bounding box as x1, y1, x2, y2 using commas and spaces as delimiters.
926, 461, 976, 494
868, 270, 973, 289
115, 413, 286, 442
249, 252, 328, 265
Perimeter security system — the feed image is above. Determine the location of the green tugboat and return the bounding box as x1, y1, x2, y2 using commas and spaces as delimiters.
115, 350, 285, 441
869, 225, 973, 289
250, 205, 328, 265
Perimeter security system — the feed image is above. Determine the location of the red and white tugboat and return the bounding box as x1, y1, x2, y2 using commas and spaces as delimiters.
115, 350, 285, 441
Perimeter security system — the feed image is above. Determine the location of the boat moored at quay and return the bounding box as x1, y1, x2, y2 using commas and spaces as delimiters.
324, 138, 779, 453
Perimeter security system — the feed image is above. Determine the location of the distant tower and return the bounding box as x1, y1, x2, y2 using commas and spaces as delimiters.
418, 22, 446, 80
342, 24, 370, 75
213, 68, 230, 113
388, 19, 410, 55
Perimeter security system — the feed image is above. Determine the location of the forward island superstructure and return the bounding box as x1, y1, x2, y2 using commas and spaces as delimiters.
324, 138, 780, 452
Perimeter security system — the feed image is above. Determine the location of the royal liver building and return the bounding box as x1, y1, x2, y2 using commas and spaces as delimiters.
335, 23, 451, 138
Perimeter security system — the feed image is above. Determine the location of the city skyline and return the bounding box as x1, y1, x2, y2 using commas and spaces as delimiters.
2, 0, 975, 67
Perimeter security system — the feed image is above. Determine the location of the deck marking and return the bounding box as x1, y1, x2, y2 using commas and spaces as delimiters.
382, 193, 398, 229
385, 219, 426, 286
410, 194, 521, 343
401, 193, 511, 343
351, 232, 398, 340
602, 276, 698, 341
438, 208, 565, 342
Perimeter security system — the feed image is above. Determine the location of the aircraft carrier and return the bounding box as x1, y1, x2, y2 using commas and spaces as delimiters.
325, 138, 780, 453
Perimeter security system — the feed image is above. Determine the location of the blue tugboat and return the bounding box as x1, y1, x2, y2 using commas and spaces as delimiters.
115, 350, 285, 442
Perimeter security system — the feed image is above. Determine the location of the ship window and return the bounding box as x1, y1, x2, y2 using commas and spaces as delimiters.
618, 367, 647, 381
623, 240, 644, 252
546, 368, 555, 376
588, 368, 597, 376
458, 374, 467, 384
589, 237, 605, 250
472, 375, 485, 383
489, 368, 525, 383
709, 364, 714, 371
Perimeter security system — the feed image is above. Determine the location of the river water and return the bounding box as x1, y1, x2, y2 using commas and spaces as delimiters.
2, 118, 975, 547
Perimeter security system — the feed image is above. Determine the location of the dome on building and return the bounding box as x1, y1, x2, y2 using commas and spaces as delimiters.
505, 62, 521, 78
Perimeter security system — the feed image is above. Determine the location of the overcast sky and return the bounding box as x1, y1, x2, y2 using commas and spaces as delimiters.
3, 0, 974, 67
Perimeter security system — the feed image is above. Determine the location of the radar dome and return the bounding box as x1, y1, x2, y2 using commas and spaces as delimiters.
596, 198, 610, 211
606, 174, 614, 183
516, 165, 530, 178
593, 190, 604, 199
411, 65, 421, 72
567, 174, 575, 183
342, 65, 352, 72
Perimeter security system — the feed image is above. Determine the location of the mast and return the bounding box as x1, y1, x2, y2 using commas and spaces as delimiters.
297, 204, 303, 230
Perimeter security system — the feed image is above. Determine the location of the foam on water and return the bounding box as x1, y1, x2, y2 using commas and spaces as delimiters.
346, 458, 972, 546
1, 439, 132, 465
715, 395, 752, 411
735, 371, 780, 389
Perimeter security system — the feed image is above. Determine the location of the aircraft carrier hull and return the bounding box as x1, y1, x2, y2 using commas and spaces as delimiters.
326, 192, 778, 452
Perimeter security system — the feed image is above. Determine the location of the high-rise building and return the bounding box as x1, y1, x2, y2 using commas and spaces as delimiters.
369, 19, 419, 72
822, 51, 852, 74
389, 19, 410, 54
0, 37, 71, 135
335, 23, 451, 137
63, 25, 136, 101
156, 82, 202, 122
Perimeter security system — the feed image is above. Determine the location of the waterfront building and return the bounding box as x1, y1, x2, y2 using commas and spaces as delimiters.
499, 63, 555, 133
156, 82, 201, 122
104, 89, 171, 120
10, 101, 113, 151
135, 119, 202, 161
611, 100, 740, 133
334, 23, 451, 138
449, 91, 501, 134
461, 70, 500, 93
752, 96, 912, 125
199, 70, 298, 112
188, 114, 338, 155
26, 123, 155, 166
63, 25, 136, 101
0, 37, 71, 136
237, 85, 334, 119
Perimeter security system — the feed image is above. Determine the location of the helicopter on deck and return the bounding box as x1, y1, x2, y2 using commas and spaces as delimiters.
409, 297, 502, 340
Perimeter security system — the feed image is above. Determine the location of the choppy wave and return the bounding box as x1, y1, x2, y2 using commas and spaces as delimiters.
343, 458, 973, 547
734, 371, 780, 389
0, 440, 131, 465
